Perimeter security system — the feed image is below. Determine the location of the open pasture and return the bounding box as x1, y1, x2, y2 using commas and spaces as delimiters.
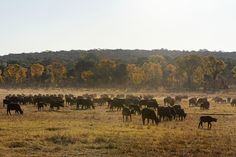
0, 88, 236, 157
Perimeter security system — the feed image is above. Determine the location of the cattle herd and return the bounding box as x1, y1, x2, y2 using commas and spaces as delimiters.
2, 93, 235, 128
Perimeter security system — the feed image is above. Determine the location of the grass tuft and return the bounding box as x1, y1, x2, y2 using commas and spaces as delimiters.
46, 134, 76, 146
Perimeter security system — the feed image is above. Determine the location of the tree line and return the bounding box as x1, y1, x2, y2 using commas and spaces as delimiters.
0, 53, 236, 91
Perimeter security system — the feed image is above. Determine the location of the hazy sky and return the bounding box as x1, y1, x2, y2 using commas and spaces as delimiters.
0, 0, 236, 55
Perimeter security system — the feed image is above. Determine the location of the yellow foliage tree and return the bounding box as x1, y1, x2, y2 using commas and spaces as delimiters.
6, 64, 21, 78
148, 55, 167, 66
127, 64, 145, 85
142, 63, 163, 87
81, 70, 94, 82
192, 66, 205, 86
30, 64, 44, 78
47, 61, 67, 84
16, 67, 28, 83
0, 75, 4, 83
5, 64, 28, 83
232, 66, 236, 78
204, 56, 226, 80
164, 64, 177, 88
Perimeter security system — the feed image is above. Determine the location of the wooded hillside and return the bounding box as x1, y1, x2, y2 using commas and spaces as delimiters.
0, 49, 236, 91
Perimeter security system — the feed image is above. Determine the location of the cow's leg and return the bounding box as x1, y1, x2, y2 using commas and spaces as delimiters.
147, 118, 149, 124
209, 122, 212, 129
130, 115, 132, 121
123, 115, 124, 122
198, 121, 202, 128
142, 118, 145, 125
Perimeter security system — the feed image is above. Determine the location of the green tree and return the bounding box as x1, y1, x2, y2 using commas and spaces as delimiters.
148, 55, 167, 67
175, 55, 203, 89
96, 59, 116, 83
204, 56, 226, 89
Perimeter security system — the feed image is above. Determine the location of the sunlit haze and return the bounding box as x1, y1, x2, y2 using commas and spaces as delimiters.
0, 0, 236, 55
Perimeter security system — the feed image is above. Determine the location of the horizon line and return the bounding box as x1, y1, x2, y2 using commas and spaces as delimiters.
1, 48, 236, 57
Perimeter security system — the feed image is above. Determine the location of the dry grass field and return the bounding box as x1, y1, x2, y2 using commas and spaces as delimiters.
0, 88, 235, 157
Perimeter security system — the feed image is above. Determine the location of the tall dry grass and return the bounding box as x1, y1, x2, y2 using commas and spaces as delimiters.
0, 89, 235, 157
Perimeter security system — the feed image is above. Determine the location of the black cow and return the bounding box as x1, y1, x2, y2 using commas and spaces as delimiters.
197, 98, 208, 106
93, 98, 107, 106
128, 104, 141, 115
108, 98, 124, 111
168, 106, 176, 119
231, 98, 236, 107
7, 103, 23, 115
37, 102, 46, 111
77, 98, 95, 110
175, 96, 182, 103
3, 99, 10, 108
164, 97, 175, 106
173, 104, 181, 110
49, 99, 64, 110
139, 99, 159, 109
213, 97, 226, 104
122, 107, 132, 122
200, 101, 210, 110
141, 108, 159, 125
189, 98, 198, 107
227, 97, 231, 103
158, 106, 172, 121
175, 108, 187, 120
198, 116, 217, 129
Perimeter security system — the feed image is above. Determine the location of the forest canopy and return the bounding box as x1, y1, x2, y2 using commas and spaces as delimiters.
0, 49, 236, 91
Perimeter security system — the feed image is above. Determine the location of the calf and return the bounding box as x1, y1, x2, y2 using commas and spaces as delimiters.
198, 116, 217, 129
7, 103, 23, 115
142, 108, 159, 125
